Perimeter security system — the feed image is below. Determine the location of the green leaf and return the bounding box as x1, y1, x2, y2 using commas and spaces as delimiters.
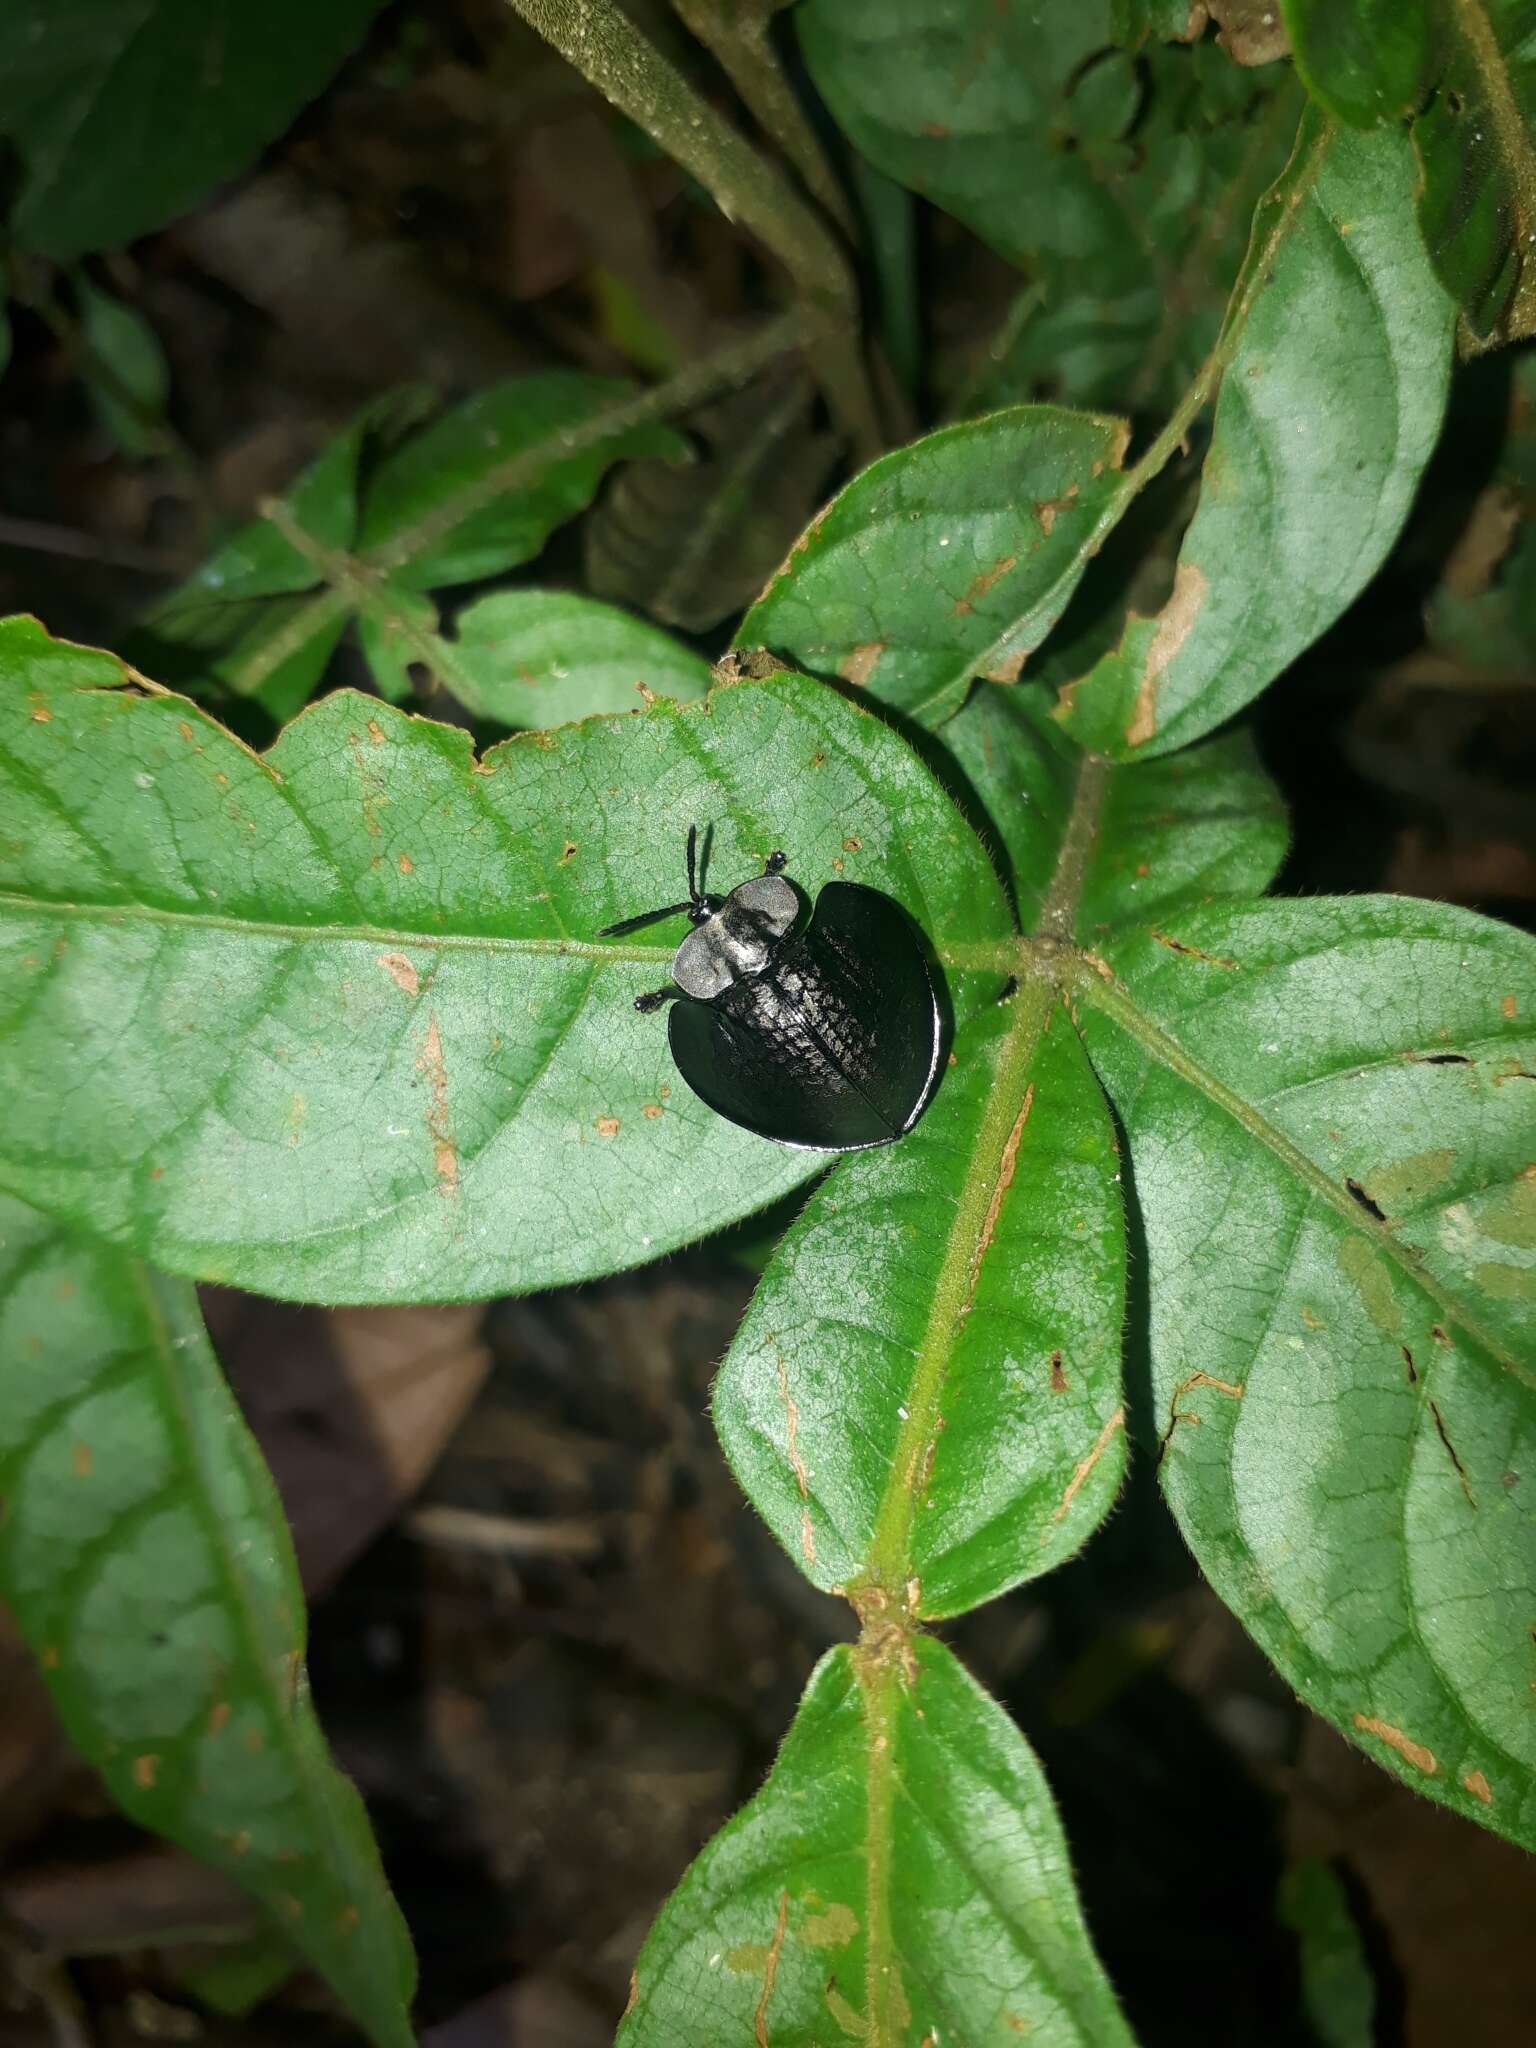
356, 373, 687, 589
1277, 1859, 1376, 2048
715, 988, 1128, 1612
1055, 112, 1454, 760
0, 1193, 415, 2047
803, 1, 1300, 412
133, 400, 393, 720
620, 1638, 1134, 2047
75, 275, 171, 460
1284, 0, 1536, 341
0, 0, 387, 259
943, 685, 1289, 935
584, 377, 835, 635
1281, 0, 1439, 124
445, 591, 712, 726
0, 618, 1010, 1305
797, 0, 1125, 283
740, 406, 1132, 727
1075, 896, 1536, 1845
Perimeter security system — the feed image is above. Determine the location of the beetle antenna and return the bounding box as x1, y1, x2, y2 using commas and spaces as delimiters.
685, 823, 700, 905
596, 899, 694, 938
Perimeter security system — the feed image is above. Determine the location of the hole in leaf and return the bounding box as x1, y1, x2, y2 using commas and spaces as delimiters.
1345, 1177, 1386, 1221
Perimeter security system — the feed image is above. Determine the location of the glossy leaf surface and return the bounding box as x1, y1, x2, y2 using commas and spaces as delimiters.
0, 0, 386, 258
1056, 113, 1453, 759
0, 619, 1009, 1304
0, 1195, 415, 2046
1078, 897, 1536, 1845
715, 991, 1126, 1611
741, 406, 1130, 726
447, 590, 711, 727
620, 1638, 1134, 2048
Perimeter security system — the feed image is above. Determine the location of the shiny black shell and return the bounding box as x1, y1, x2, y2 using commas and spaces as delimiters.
668, 881, 941, 1151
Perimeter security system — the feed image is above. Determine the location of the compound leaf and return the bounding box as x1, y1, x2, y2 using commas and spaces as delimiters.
0, 1194, 415, 2047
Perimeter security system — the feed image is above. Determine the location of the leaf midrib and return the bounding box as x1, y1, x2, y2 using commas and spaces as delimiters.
0, 888, 1019, 977
1073, 956, 1534, 1391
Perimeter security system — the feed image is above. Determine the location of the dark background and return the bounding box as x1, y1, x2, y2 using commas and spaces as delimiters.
1, 5, 1534, 2043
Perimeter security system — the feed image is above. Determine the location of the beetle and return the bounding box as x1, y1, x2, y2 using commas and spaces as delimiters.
597, 825, 943, 1152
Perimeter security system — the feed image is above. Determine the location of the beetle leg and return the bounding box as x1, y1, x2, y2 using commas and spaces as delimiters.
634, 986, 677, 1014
763, 849, 788, 875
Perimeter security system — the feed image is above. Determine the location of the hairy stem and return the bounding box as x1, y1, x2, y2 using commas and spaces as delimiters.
672, 0, 857, 237
504, 0, 880, 458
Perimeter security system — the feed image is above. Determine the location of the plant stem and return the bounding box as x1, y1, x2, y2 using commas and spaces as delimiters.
671, 0, 858, 238
503, 0, 880, 459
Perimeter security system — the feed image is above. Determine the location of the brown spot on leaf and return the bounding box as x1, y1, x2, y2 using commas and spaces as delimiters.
377, 952, 420, 997
776, 1356, 814, 1563
953, 551, 1021, 614
1128, 562, 1208, 747
1353, 1713, 1438, 1775
208, 1701, 231, 1734
842, 836, 862, 852
1053, 1407, 1125, 1522
1429, 1398, 1476, 1508
337, 1904, 360, 1935
1503, 994, 1519, 1019
594, 1115, 620, 1138
398, 853, 414, 874
367, 719, 386, 745
840, 641, 884, 687
30, 703, 52, 722
923, 120, 950, 137
754, 1890, 789, 2048
133, 1754, 159, 1789
809, 750, 827, 767
969, 1086, 1035, 1316
642, 1102, 663, 1119
1463, 1768, 1493, 1804
1150, 929, 1238, 968
72, 1442, 92, 1478
177, 720, 195, 742
984, 647, 1028, 683
559, 840, 577, 864
1049, 1350, 1068, 1393
417, 1016, 460, 1194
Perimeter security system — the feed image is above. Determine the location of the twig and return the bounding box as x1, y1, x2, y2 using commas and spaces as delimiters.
0, 515, 185, 576
670, 0, 858, 238
503, 0, 880, 459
